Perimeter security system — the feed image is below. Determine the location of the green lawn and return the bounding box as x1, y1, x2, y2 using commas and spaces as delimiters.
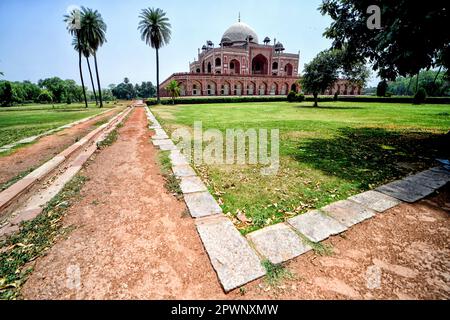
152, 101, 450, 234
0, 103, 115, 148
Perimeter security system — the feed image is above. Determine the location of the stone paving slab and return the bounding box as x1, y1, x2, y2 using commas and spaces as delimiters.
172, 165, 197, 178
152, 139, 174, 147
153, 128, 167, 137
180, 176, 208, 194
287, 210, 347, 242
169, 150, 189, 166
159, 144, 177, 151
348, 190, 402, 213
196, 216, 265, 292
247, 223, 312, 264
152, 134, 169, 140
404, 169, 450, 189
184, 191, 223, 218
430, 166, 450, 176
322, 200, 376, 228
376, 179, 435, 203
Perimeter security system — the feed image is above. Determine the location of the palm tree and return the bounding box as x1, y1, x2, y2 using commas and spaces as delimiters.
138, 8, 171, 104
80, 7, 107, 108
72, 36, 98, 105
166, 80, 180, 104
64, 9, 88, 108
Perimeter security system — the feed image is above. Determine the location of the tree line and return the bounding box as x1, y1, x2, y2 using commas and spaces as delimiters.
109, 78, 156, 100
0, 77, 115, 107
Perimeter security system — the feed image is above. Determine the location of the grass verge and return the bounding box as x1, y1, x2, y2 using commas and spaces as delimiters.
157, 151, 182, 198
0, 175, 87, 300
261, 260, 293, 286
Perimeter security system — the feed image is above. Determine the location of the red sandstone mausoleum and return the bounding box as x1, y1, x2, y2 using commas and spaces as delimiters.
159, 19, 362, 97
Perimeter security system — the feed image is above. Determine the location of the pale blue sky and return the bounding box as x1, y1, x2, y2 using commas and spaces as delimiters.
0, 0, 376, 87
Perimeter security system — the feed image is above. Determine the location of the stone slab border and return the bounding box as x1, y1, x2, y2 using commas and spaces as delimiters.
145, 106, 450, 292
0, 107, 117, 154
0, 106, 133, 219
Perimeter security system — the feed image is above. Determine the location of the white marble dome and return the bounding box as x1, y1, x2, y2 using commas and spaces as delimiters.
220, 22, 259, 45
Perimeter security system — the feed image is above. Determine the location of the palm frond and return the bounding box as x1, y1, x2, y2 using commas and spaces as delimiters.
138, 7, 172, 49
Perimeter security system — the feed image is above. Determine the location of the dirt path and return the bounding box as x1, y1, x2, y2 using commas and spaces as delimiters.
0, 108, 121, 186
21, 107, 226, 299
240, 188, 450, 300
21, 107, 449, 300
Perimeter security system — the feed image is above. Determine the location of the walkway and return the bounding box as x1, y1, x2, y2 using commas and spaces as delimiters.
21, 107, 225, 299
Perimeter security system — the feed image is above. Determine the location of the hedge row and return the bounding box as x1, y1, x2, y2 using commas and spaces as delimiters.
146, 96, 288, 105
146, 95, 450, 106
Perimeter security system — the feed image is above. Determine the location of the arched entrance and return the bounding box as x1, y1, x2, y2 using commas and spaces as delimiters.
285, 63, 293, 76
192, 81, 202, 96
290, 83, 297, 92
252, 54, 268, 75
220, 81, 231, 95
234, 81, 243, 96
207, 62, 212, 73
206, 81, 217, 96
229, 59, 240, 75
258, 83, 267, 95
247, 82, 255, 95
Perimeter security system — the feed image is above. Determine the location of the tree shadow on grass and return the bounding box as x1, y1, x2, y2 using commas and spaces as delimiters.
293, 127, 450, 189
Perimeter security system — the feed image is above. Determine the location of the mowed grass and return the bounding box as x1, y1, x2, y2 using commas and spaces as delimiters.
152, 101, 450, 234
0, 103, 113, 148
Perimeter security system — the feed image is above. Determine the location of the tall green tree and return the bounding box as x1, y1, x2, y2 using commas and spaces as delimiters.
320, 1, 450, 82
301, 50, 341, 107
138, 8, 172, 104
64, 9, 88, 108
72, 36, 98, 105
80, 7, 107, 108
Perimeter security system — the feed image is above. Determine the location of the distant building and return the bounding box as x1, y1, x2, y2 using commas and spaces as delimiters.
160, 18, 361, 97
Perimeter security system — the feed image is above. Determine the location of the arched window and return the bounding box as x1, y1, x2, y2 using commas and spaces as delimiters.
215, 57, 221, 67
272, 62, 278, 70
207, 62, 212, 73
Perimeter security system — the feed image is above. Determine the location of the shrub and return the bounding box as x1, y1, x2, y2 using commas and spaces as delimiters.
413, 88, 427, 104
296, 92, 305, 102
37, 90, 53, 103
376, 80, 388, 97
287, 91, 297, 102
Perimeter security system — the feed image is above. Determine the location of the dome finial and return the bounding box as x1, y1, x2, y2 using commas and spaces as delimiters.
238, 12, 240, 22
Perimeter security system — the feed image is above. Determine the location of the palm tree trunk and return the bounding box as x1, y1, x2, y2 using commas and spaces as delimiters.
77, 31, 88, 108
86, 57, 98, 105
93, 53, 103, 108
156, 47, 160, 104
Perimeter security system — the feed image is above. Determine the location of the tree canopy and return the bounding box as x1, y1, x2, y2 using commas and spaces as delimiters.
320, 0, 450, 80
110, 78, 156, 100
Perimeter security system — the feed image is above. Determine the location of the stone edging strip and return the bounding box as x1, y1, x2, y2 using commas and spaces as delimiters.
0, 107, 117, 153
145, 106, 450, 292
0, 106, 132, 216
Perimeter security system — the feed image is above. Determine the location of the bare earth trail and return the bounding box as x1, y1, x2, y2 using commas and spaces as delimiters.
21, 106, 449, 300
0, 107, 121, 186
22, 107, 226, 299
